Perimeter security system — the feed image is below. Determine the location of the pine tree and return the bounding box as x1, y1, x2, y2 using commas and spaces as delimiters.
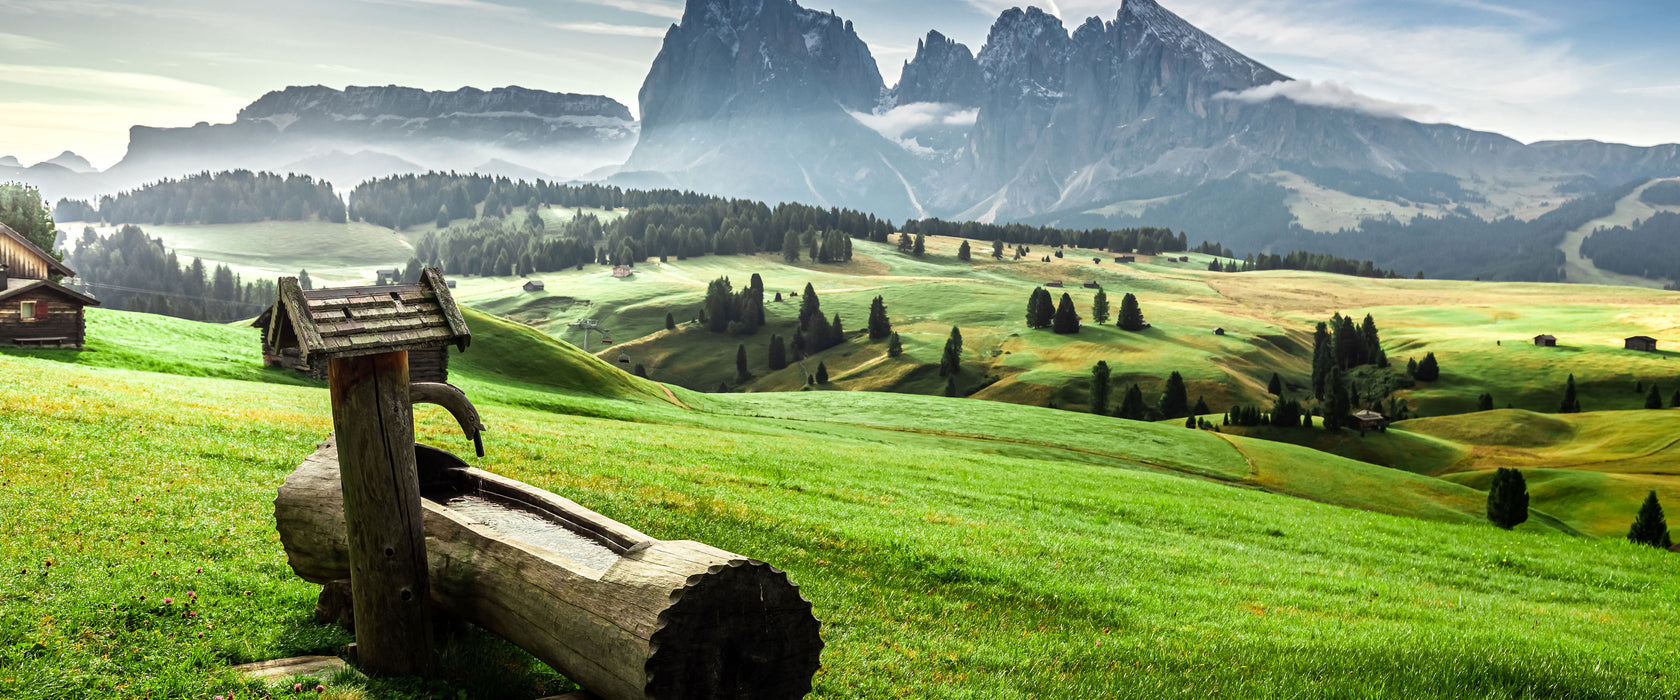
1091, 289, 1110, 325
1672, 388, 1680, 408
1312, 322, 1332, 400
633, 364, 647, 378
768, 335, 788, 370
913, 232, 926, 257
1267, 373, 1283, 396
297, 269, 313, 291
1192, 396, 1210, 416
944, 376, 958, 397
830, 313, 844, 344
992, 239, 1004, 260
887, 332, 903, 358
1414, 352, 1440, 381
1161, 371, 1189, 419
436, 205, 450, 229
1185, 414, 1196, 428
735, 344, 751, 383
867, 295, 892, 340
1407, 357, 1418, 377
816, 361, 829, 384
957, 240, 971, 261
1361, 314, 1387, 367
1486, 467, 1529, 530
783, 230, 801, 262
1116, 384, 1146, 421
1324, 367, 1350, 430
940, 326, 963, 377
1477, 393, 1495, 411
1052, 293, 1080, 334
665, 312, 676, 331
1559, 374, 1581, 414
1646, 384, 1664, 410
1118, 293, 1145, 331
798, 282, 820, 329
704, 277, 734, 332
1090, 361, 1112, 416
1627, 491, 1672, 548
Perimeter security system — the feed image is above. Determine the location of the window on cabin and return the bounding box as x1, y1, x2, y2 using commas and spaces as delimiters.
35, 301, 48, 320
18, 301, 35, 321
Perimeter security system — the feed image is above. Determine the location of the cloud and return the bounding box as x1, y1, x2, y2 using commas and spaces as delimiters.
0, 32, 59, 51
575, 0, 683, 20
548, 21, 668, 38
358, 0, 522, 11
852, 102, 980, 140
1616, 85, 1680, 96
1216, 80, 1442, 121
0, 64, 238, 105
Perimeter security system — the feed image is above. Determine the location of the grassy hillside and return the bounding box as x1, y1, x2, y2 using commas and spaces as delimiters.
3, 308, 1679, 699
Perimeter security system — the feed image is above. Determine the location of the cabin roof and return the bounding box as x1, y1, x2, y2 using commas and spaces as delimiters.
1627, 335, 1658, 342
1352, 409, 1386, 421
0, 222, 77, 278
1534, 334, 1557, 340
0, 278, 100, 306
268, 268, 468, 362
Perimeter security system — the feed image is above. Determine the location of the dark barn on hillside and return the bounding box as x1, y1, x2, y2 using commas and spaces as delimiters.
1626, 336, 1659, 353
1534, 334, 1557, 347
0, 222, 98, 348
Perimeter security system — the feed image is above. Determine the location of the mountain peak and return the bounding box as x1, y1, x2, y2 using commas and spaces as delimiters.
890, 30, 984, 108
43, 151, 96, 173
1116, 0, 1286, 87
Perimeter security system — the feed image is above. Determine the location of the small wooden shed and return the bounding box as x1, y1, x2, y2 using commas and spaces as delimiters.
611, 265, 633, 278
375, 268, 401, 285
265, 269, 470, 375
1534, 334, 1557, 347
1115, 255, 1136, 263
1045, 280, 1064, 288
1626, 336, 1659, 352
523, 280, 545, 293
1352, 409, 1389, 432
0, 222, 98, 348
1083, 280, 1101, 289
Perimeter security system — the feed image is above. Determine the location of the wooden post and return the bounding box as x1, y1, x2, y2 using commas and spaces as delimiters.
328, 351, 432, 677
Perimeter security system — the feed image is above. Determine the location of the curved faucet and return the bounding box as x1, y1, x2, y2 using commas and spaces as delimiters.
411, 382, 486, 457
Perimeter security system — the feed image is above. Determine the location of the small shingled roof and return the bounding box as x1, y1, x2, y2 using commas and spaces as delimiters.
268, 268, 469, 363
0, 222, 76, 278
0, 279, 100, 306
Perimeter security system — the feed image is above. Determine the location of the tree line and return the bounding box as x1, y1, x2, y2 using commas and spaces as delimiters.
65, 225, 275, 322
67, 170, 347, 225
1579, 211, 1680, 281
904, 218, 1189, 255
1209, 250, 1403, 279
347, 172, 724, 230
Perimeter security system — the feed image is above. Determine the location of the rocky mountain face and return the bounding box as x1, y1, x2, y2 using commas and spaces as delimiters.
629, 0, 1680, 249
622, 0, 928, 216
887, 31, 985, 108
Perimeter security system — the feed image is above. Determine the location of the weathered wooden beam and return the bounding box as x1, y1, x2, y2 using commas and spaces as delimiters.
327, 352, 432, 677
275, 439, 822, 700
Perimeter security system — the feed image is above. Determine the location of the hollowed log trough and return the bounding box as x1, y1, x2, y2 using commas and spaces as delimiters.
275, 438, 822, 700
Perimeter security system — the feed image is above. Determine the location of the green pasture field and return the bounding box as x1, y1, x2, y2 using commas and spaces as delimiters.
2, 308, 1680, 699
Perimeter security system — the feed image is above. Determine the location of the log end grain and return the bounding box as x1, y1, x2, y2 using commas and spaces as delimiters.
644, 559, 822, 700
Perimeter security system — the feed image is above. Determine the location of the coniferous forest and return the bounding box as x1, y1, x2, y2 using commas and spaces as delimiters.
1580, 211, 1680, 281
89, 171, 347, 225
65, 225, 276, 322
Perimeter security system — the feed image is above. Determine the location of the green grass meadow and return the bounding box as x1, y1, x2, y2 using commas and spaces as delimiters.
4, 309, 1680, 698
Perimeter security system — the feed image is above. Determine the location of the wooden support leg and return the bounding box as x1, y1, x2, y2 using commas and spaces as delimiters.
329, 351, 432, 677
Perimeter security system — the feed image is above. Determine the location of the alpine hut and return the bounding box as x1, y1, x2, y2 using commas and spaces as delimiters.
1626, 336, 1659, 353
0, 222, 98, 348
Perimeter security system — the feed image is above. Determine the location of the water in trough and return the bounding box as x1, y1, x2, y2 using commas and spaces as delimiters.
442, 494, 621, 573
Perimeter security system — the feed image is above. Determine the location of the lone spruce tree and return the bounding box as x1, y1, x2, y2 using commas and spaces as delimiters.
1052, 293, 1080, 334
1160, 371, 1189, 419
735, 344, 751, 384
887, 332, 903, 358
1267, 372, 1283, 396
1118, 293, 1146, 331
1486, 467, 1529, 530
1673, 388, 1680, 408
867, 295, 892, 340
1090, 361, 1112, 416
665, 312, 676, 331
1477, 393, 1495, 411
992, 239, 1004, 259
816, 361, 829, 384
1559, 374, 1582, 414
768, 335, 788, 370
798, 282, 821, 329
1116, 384, 1146, 421
1091, 289, 1110, 325
1646, 384, 1664, 410
939, 326, 963, 377
958, 240, 971, 261
1627, 491, 1672, 548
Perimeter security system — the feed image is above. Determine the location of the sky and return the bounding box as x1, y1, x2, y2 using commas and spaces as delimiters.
1, 0, 1678, 169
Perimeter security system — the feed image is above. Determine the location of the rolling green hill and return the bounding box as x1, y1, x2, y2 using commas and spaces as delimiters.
2, 307, 1678, 699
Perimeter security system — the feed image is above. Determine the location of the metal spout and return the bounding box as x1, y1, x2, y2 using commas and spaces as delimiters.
410, 382, 486, 457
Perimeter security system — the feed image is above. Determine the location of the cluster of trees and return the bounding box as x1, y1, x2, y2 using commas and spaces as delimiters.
86, 171, 346, 225
1406, 353, 1440, 382
1310, 313, 1389, 403
1, 183, 61, 264
794, 283, 845, 358
66, 225, 275, 322
52, 198, 99, 223
1641, 181, 1680, 207
411, 214, 602, 278
1223, 400, 1308, 428
1207, 250, 1403, 279
904, 218, 1188, 255
1088, 367, 1202, 422
1558, 374, 1583, 414
1026, 288, 1141, 333
1488, 468, 1674, 547
1579, 212, 1680, 281
702, 274, 766, 336
348, 173, 720, 229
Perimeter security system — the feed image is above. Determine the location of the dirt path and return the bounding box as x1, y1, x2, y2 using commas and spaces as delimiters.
1558, 178, 1680, 288
657, 383, 690, 409
1209, 431, 1260, 481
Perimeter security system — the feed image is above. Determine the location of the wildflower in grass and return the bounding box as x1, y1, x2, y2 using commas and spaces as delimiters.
316, 685, 326, 693
163, 597, 172, 604
293, 684, 304, 692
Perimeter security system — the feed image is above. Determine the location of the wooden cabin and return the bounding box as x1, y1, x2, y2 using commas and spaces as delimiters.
1352, 409, 1389, 432
375, 268, 401, 285
523, 280, 546, 293
1214, 328, 1226, 336
612, 265, 633, 278
1115, 255, 1136, 263
1626, 336, 1659, 352
0, 222, 98, 348
1045, 280, 1064, 288
1082, 281, 1101, 289
1533, 334, 1557, 347
263, 269, 469, 379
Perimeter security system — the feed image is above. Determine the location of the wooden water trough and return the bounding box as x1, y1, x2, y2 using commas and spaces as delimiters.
265, 268, 821, 698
